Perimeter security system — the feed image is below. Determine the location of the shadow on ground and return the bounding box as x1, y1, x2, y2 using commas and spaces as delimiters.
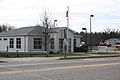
0, 61, 7, 63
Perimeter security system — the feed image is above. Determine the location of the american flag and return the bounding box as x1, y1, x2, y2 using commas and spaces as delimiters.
66, 10, 68, 17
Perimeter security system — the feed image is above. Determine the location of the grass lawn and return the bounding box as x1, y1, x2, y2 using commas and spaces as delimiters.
0, 52, 120, 58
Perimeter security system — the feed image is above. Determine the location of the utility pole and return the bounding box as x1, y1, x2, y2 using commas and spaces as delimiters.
90, 15, 94, 52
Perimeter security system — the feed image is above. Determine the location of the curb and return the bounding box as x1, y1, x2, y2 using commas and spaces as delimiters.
59, 55, 120, 60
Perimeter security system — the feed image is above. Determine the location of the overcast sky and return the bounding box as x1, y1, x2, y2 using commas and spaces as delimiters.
0, 0, 120, 32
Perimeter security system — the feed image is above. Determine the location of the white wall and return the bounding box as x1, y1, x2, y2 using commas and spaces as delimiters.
54, 32, 60, 52
0, 36, 26, 52
0, 37, 9, 52
53, 28, 76, 53
24, 36, 28, 52
27, 36, 44, 52
68, 30, 74, 52
75, 38, 81, 47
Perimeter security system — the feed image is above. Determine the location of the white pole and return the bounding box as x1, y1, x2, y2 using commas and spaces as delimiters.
67, 6, 69, 53
64, 6, 69, 58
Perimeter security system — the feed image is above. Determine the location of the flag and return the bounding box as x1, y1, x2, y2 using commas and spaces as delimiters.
64, 28, 67, 38
66, 10, 68, 17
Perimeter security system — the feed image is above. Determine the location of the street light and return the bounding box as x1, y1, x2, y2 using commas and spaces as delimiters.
82, 28, 87, 44
54, 20, 57, 27
90, 15, 94, 52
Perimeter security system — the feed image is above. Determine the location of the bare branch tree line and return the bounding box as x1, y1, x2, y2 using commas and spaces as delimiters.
80, 28, 120, 46
0, 24, 15, 32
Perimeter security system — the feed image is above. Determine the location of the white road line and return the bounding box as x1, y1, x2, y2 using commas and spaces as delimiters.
0, 62, 120, 75
29, 73, 53, 80
3, 66, 18, 71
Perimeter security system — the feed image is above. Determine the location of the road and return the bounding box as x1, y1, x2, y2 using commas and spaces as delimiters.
0, 57, 120, 80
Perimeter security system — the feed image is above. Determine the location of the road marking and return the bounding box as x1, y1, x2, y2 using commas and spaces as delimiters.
0, 62, 120, 75
3, 66, 18, 71
23, 62, 120, 72
83, 58, 106, 61
29, 73, 53, 80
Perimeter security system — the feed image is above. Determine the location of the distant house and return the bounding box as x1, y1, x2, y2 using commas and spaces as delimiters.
0, 26, 81, 53
105, 38, 120, 47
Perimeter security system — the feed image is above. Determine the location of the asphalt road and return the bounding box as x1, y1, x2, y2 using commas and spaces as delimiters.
0, 57, 120, 80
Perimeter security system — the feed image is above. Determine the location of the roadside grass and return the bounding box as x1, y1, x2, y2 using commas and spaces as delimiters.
59, 54, 120, 60
48, 52, 89, 57
0, 52, 120, 58
0, 52, 88, 58
0, 52, 47, 58
59, 52, 120, 60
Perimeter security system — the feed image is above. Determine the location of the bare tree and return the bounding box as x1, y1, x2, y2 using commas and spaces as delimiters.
0, 24, 15, 32
38, 11, 54, 52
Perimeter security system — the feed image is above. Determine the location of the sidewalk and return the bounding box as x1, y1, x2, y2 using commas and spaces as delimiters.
0, 57, 60, 62
1, 52, 120, 61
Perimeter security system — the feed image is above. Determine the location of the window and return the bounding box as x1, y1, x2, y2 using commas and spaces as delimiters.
59, 39, 64, 52
50, 38, 54, 49
16, 38, 21, 49
34, 38, 42, 49
74, 39, 76, 51
3, 38, 7, 40
68, 38, 71, 52
74, 39, 76, 48
0, 38, 1, 41
9, 38, 14, 48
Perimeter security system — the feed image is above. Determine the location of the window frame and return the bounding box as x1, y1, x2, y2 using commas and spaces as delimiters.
3, 38, 7, 41
9, 38, 14, 48
59, 39, 64, 52
33, 38, 42, 49
50, 38, 54, 49
68, 38, 71, 52
16, 38, 21, 49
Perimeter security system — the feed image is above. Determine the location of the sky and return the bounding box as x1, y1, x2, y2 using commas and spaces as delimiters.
0, 0, 120, 32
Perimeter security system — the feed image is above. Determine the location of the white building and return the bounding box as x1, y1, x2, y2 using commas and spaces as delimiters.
0, 26, 81, 53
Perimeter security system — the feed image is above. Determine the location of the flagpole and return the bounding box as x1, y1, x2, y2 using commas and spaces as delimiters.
67, 6, 69, 53
64, 6, 69, 59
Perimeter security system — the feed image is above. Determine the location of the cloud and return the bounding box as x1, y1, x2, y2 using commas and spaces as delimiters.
0, 0, 120, 32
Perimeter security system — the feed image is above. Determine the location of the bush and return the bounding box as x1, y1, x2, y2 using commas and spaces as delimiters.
49, 51, 54, 54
